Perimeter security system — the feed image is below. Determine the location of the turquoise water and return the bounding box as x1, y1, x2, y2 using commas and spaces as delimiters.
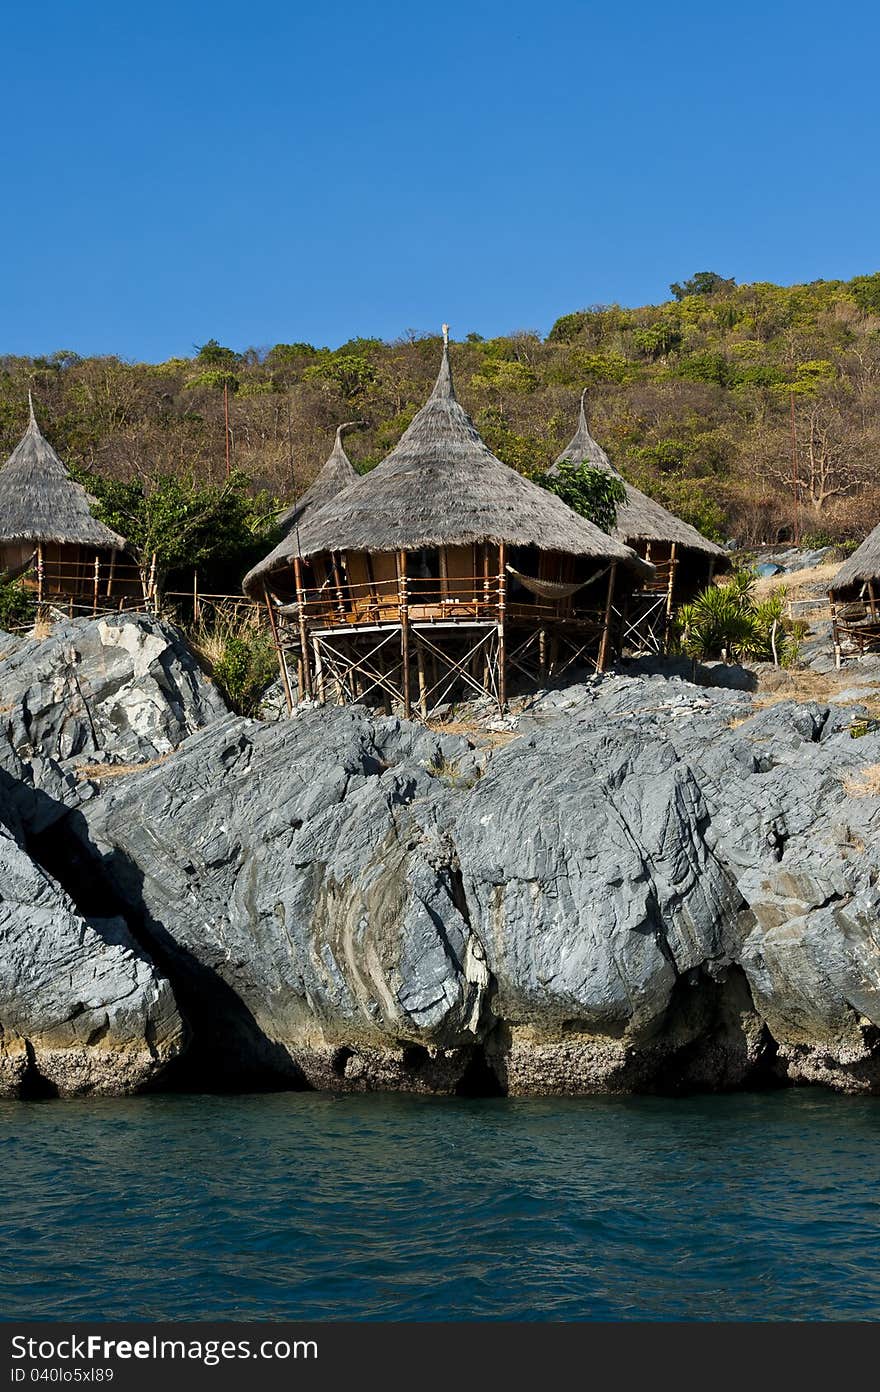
2, 1090, 880, 1322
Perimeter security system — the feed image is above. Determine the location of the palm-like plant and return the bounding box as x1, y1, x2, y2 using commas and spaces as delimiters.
675, 572, 792, 664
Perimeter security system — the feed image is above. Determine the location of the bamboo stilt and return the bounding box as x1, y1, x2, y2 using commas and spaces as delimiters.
263, 585, 293, 714
598, 563, 617, 672
398, 551, 411, 720
92, 554, 100, 616
293, 556, 312, 699
497, 543, 507, 708
313, 636, 326, 703
415, 636, 428, 718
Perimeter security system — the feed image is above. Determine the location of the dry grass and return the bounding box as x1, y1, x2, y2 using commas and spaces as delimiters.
75, 754, 169, 782
426, 716, 518, 749
30, 616, 52, 640
186, 604, 266, 676
752, 561, 839, 601
841, 765, 880, 798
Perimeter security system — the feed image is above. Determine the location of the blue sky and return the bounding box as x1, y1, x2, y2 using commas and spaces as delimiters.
2, 0, 878, 360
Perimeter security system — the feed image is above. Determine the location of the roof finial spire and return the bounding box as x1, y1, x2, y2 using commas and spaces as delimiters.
430, 324, 455, 401
27, 389, 37, 430
579, 387, 589, 431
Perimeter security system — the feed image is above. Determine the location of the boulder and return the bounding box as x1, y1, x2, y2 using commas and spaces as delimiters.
0, 805, 184, 1096
0, 612, 228, 771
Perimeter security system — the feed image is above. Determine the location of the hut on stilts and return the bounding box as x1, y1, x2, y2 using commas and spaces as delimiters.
244, 330, 653, 717
548, 392, 728, 654
0, 395, 145, 612
828, 527, 880, 665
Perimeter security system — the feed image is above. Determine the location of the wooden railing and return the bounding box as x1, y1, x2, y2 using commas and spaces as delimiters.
17, 555, 154, 617
290, 574, 595, 630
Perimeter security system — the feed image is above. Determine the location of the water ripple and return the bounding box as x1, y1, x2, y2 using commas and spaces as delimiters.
2, 1091, 880, 1320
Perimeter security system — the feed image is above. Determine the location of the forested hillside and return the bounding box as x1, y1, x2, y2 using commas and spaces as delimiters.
3, 269, 879, 550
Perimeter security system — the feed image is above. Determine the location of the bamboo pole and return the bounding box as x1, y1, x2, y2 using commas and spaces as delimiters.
398, 550, 411, 720
263, 585, 293, 714
36, 544, 44, 603
106, 548, 117, 598
147, 553, 157, 611
331, 552, 346, 620
666, 543, 677, 617
869, 582, 877, 621
293, 556, 312, 699
598, 563, 618, 672
92, 554, 100, 616
313, 636, 326, 703
497, 543, 507, 708
415, 636, 428, 718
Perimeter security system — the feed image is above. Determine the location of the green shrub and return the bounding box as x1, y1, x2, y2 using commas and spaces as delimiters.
0, 578, 35, 630
540, 461, 626, 534
212, 632, 278, 716
675, 571, 793, 664
188, 612, 278, 716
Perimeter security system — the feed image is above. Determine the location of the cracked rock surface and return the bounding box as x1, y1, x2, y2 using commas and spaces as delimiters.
6, 614, 880, 1097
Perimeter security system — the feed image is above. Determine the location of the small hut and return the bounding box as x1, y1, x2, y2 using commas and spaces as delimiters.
244, 331, 653, 716
276, 422, 359, 533
828, 527, 880, 664
0, 396, 144, 611
549, 392, 728, 652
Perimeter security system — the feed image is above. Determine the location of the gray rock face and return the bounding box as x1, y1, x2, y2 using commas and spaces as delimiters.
0, 808, 184, 1096
0, 613, 228, 773
57, 665, 880, 1095
7, 616, 880, 1098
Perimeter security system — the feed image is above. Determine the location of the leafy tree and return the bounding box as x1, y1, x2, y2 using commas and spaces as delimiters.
670, 271, 737, 300
70, 467, 279, 591
303, 352, 376, 398
849, 273, 880, 315
194, 339, 240, 368
541, 461, 626, 534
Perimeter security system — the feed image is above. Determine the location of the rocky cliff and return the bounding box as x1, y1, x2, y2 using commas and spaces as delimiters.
4, 614, 880, 1097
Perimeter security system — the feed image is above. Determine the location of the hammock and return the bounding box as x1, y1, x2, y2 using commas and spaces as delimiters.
505, 563, 610, 600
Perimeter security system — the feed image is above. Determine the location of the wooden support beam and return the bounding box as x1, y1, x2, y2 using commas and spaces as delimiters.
36, 543, 44, 604
292, 556, 312, 699
666, 543, 677, 618
313, 636, 326, 703
598, 563, 618, 672
497, 542, 507, 708
398, 550, 411, 720
263, 585, 293, 714
106, 549, 117, 598
93, 554, 101, 616
415, 636, 428, 718
331, 553, 346, 620
869, 581, 877, 621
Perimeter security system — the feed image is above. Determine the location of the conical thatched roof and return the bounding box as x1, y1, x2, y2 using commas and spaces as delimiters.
549, 392, 727, 560
244, 335, 651, 594
828, 524, 880, 595
0, 396, 126, 550
276, 423, 359, 532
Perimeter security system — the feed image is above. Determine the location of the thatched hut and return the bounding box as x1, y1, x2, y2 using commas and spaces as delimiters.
275, 422, 359, 534
548, 392, 728, 651
0, 396, 143, 609
828, 527, 880, 662
245, 332, 653, 716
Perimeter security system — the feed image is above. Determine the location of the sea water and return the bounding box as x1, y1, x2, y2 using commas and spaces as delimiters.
2, 1090, 880, 1322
